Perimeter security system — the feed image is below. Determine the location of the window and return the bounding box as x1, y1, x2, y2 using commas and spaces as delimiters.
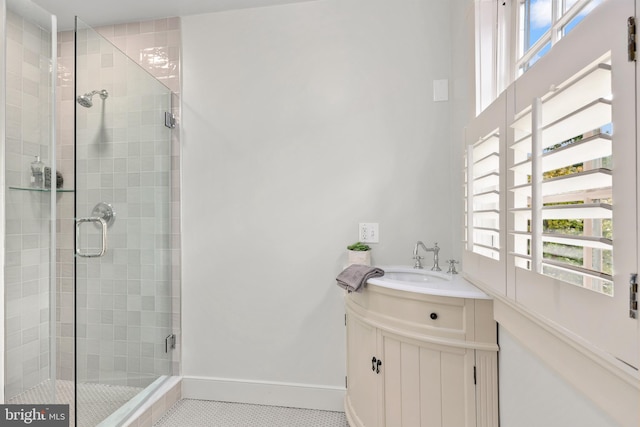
466, 0, 638, 369
475, 0, 508, 113
475, 0, 606, 114
516, 0, 605, 75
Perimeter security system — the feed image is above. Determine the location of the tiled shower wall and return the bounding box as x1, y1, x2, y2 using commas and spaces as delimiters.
4, 9, 53, 399
55, 17, 181, 384
93, 19, 182, 378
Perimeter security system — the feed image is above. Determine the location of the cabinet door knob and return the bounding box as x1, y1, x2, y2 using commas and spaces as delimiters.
376, 359, 382, 374
430, 312, 438, 320
372, 357, 377, 372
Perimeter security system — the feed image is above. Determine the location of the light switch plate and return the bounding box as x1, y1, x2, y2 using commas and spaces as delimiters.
433, 79, 449, 102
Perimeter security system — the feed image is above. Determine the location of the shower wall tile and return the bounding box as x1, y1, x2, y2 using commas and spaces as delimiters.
97, 18, 181, 95
96, 18, 183, 378
4, 9, 54, 400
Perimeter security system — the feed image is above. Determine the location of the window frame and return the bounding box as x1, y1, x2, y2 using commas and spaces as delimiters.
516, 0, 604, 74
475, 0, 606, 115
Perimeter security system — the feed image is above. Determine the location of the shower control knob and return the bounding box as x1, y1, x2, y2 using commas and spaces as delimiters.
92, 202, 116, 228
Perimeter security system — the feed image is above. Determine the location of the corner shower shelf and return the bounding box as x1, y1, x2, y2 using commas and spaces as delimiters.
9, 186, 74, 193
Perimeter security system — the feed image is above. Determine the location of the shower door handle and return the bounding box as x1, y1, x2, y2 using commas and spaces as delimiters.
76, 217, 108, 257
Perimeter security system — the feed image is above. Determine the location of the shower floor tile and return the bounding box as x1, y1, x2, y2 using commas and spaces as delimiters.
6, 379, 143, 427
153, 399, 349, 427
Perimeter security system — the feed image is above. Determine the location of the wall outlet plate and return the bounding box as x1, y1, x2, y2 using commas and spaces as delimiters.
359, 223, 379, 243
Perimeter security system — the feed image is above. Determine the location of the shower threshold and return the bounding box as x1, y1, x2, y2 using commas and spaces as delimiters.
7, 379, 143, 427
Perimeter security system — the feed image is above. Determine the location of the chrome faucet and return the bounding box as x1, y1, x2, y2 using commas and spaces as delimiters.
413, 241, 441, 271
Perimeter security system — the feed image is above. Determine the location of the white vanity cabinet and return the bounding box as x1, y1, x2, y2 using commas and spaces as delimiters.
345, 283, 499, 427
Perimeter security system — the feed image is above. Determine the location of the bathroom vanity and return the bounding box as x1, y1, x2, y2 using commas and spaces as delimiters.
344, 267, 499, 427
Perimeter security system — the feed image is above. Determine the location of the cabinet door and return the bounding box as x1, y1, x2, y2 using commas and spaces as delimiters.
346, 313, 380, 427
381, 331, 475, 427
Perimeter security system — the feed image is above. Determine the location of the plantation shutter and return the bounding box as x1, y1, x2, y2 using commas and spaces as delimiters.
509, 59, 613, 294
468, 131, 500, 259
463, 95, 506, 295
504, 0, 638, 369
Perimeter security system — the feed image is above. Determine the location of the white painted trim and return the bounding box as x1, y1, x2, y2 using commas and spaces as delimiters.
493, 298, 639, 427
182, 376, 345, 412
0, 0, 7, 404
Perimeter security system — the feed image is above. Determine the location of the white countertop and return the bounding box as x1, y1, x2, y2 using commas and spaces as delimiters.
366, 265, 491, 300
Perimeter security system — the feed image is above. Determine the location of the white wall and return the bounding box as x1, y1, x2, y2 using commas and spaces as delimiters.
499, 328, 619, 427
181, 0, 462, 409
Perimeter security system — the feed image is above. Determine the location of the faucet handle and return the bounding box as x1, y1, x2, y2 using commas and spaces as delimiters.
446, 259, 459, 274
413, 255, 424, 269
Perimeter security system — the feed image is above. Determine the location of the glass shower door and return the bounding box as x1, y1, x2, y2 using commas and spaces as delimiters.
74, 18, 173, 426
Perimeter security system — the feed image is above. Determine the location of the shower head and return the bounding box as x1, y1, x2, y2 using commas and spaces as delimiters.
76, 89, 109, 108
76, 95, 93, 108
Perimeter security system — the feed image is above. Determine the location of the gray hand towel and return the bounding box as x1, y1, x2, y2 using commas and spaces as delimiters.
336, 264, 384, 293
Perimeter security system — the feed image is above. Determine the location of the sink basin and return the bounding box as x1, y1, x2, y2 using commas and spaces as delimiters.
382, 268, 451, 283
367, 266, 489, 299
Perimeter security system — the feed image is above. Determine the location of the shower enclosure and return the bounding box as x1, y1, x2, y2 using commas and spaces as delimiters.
2, 1, 176, 425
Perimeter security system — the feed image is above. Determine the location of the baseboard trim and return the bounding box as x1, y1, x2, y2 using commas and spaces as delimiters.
181, 376, 346, 412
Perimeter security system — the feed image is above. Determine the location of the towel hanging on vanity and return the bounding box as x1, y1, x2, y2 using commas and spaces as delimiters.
336, 264, 384, 293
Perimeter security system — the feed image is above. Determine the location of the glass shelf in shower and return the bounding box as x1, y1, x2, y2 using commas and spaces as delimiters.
9, 186, 75, 192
